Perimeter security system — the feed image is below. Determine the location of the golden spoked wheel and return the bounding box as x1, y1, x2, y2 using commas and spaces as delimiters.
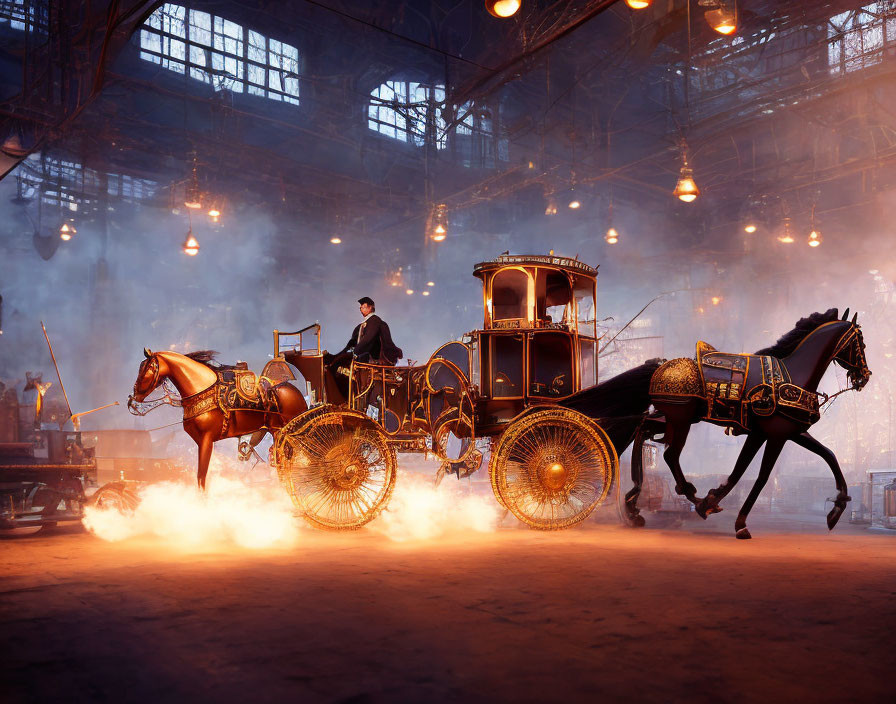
275, 408, 396, 530
490, 408, 617, 530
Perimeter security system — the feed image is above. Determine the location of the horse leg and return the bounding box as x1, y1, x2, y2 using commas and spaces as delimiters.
658, 404, 699, 504
624, 420, 653, 527
734, 436, 785, 539
696, 432, 766, 519
790, 432, 851, 530
196, 432, 214, 491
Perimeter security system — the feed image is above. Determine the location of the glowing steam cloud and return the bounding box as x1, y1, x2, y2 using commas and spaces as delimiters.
373, 472, 500, 541
83, 473, 300, 550
83, 448, 501, 547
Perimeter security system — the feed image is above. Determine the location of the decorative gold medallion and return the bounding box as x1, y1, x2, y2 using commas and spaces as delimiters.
650, 357, 702, 397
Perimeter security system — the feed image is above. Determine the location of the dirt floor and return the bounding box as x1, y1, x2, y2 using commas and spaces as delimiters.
2, 515, 895, 704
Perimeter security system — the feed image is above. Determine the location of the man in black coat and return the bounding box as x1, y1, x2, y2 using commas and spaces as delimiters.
338, 297, 402, 364
326, 297, 403, 400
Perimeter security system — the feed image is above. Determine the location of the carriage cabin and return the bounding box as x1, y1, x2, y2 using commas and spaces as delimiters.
464, 254, 598, 433
274, 254, 599, 440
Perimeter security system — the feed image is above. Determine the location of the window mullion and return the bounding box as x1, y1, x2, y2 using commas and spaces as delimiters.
266, 36, 271, 98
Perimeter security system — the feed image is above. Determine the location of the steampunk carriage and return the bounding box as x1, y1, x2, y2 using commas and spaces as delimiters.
267, 254, 619, 530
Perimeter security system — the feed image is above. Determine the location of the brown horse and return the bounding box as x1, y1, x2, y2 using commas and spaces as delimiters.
129, 349, 307, 489
626, 308, 871, 538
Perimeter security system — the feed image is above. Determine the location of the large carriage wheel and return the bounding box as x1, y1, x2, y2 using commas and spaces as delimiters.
275, 408, 396, 530
489, 408, 617, 530
90, 482, 141, 514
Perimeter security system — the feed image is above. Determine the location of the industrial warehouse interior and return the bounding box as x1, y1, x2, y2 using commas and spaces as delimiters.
1, 1, 894, 702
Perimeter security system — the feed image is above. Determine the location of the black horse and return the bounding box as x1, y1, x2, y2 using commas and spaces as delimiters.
563, 308, 871, 539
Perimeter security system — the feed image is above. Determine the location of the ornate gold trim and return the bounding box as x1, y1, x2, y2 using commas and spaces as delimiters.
489, 407, 617, 530
650, 358, 702, 397
182, 385, 218, 420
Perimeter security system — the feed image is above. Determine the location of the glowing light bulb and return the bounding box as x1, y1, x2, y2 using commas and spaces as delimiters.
426, 281, 435, 287
674, 167, 700, 202
605, 227, 619, 244
706, 6, 736, 35
182, 229, 200, 256
807, 229, 822, 248
485, 0, 521, 18
711, 296, 722, 306
405, 288, 414, 295
777, 218, 795, 244
430, 204, 448, 241
422, 290, 430, 296
625, 0, 652, 8
744, 223, 757, 233
59, 222, 75, 241
330, 237, 342, 244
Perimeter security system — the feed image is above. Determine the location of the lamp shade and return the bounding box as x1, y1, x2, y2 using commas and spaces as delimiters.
673, 167, 700, 202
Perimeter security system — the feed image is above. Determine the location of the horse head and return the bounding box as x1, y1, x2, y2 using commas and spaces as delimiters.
131, 349, 165, 402
833, 317, 871, 391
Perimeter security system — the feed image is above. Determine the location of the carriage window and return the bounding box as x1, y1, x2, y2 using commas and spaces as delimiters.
579, 338, 596, 389
574, 277, 596, 337
491, 269, 529, 321
529, 333, 573, 397
536, 270, 572, 326
491, 335, 524, 398
432, 341, 470, 378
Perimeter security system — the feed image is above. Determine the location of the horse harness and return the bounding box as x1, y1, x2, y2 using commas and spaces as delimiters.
695, 341, 822, 433
651, 342, 822, 435
181, 363, 285, 438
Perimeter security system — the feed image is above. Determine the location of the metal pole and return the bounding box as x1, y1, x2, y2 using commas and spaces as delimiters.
40, 321, 72, 428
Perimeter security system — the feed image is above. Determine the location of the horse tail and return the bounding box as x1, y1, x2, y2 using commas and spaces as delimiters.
560, 359, 663, 456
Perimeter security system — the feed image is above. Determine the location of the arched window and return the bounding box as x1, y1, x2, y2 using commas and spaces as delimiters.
139, 4, 300, 104
491, 268, 530, 322
368, 80, 446, 149
0, 0, 49, 32
828, 3, 896, 76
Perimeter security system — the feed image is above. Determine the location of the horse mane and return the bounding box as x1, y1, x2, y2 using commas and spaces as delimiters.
754, 309, 839, 358
183, 350, 220, 366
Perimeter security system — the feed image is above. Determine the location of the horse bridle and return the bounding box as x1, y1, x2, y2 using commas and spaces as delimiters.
137, 355, 160, 395
832, 324, 871, 391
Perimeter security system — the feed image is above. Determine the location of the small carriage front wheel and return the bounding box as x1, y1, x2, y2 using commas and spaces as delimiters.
275, 408, 397, 530
490, 408, 617, 530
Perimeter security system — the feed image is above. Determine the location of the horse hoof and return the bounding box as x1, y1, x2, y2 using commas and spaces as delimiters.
695, 497, 721, 519
735, 527, 752, 540
827, 505, 845, 531
623, 508, 645, 528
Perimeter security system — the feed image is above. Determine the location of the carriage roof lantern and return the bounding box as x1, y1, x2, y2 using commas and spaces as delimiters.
472, 254, 598, 279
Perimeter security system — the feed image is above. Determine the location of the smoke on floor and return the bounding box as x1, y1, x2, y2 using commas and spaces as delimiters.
83, 451, 500, 548
373, 472, 500, 541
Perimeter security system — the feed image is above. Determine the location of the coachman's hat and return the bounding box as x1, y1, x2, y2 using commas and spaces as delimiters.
358, 296, 375, 306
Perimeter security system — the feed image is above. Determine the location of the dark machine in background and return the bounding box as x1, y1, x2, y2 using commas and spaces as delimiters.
0, 324, 144, 532
0, 382, 98, 530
